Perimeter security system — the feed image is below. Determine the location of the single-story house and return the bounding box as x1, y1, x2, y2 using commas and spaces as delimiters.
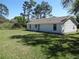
27, 16, 78, 34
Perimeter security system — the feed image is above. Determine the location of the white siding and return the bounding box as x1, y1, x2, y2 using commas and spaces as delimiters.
62, 19, 77, 33
27, 24, 62, 33
27, 19, 77, 34
39, 24, 52, 32
27, 24, 30, 30
27, 24, 38, 31
38, 24, 62, 33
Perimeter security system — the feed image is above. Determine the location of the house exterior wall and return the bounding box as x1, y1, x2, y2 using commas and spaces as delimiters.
27, 19, 77, 34
39, 24, 62, 33
62, 19, 77, 33
38, 24, 53, 32
27, 24, 31, 30
27, 24, 38, 31
27, 23, 62, 33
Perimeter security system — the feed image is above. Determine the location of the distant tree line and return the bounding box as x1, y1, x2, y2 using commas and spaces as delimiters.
21, 0, 52, 22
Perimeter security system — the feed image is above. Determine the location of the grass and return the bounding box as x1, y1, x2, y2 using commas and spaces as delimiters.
0, 30, 79, 59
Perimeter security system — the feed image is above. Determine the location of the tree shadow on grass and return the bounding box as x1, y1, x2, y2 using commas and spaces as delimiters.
42, 35, 79, 59
10, 33, 79, 59
10, 33, 61, 46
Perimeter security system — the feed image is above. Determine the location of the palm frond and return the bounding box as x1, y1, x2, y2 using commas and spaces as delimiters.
62, 0, 73, 7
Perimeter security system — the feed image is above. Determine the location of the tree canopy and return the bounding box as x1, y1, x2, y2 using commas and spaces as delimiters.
33, 1, 52, 19
0, 3, 9, 17
21, 0, 52, 21
21, 0, 36, 22
62, 0, 79, 15
20, 0, 79, 21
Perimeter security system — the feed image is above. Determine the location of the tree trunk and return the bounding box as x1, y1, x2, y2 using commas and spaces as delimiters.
39, 14, 41, 19
43, 13, 46, 18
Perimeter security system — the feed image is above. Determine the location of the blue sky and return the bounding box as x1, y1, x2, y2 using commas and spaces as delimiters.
0, 0, 70, 19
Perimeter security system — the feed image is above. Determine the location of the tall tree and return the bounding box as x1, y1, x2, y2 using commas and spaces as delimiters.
41, 1, 52, 18
32, 1, 52, 19
62, 0, 73, 7
76, 14, 79, 23
0, 3, 9, 17
22, 0, 36, 22
32, 4, 42, 19
62, 0, 79, 15
69, 0, 79, 14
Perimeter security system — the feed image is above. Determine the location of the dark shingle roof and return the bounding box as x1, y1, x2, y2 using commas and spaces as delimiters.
27, 16, 77, 25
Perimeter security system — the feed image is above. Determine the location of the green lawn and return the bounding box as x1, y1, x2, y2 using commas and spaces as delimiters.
0, 30, 79, 59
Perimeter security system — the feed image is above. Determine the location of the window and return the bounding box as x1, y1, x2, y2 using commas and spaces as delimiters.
35, 24, 37, 28
38, 24, 40, 30
29, 24, 31, 29
53, 24, 57, 31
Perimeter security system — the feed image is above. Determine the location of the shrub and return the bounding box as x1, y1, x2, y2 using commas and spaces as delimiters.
12, 23, 22, 29
0, 22, 26, 30
0, 22, 13, 29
